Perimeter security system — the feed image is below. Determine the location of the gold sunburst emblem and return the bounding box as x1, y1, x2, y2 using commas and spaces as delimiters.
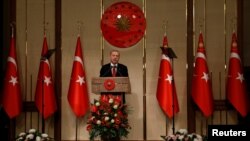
115, 15, 131, 32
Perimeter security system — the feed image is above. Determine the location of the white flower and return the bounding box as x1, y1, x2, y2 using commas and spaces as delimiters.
111, 119, 115, 123
178, 128, 188, 134
104, 116, 109, 121
196, 134, 202, 139
96, 120, 101, 125
36, 136, 41, 141
109, 98, 114, 103
18, 132, 26, 136
103, 112, 108, 115
114, 113, 117, 117
178, 135, 184, 140
26, 133, 34, 139
163, 129, 205, 141
17, 137, 24, 140
28, 128, 36, 133
194, 138, 199, 141
16, 129, 52, 141
188, 134, 193, 138
41, 133, 49, 138
91, 116, 95, 120
95, 102, 100, 106
113, 105, 118, 109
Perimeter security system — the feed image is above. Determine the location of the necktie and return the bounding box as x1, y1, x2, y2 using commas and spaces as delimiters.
112, 66, 116, 77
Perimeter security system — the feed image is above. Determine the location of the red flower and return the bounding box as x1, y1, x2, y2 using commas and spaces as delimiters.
91, 105, 98, 113
117, 111, 123, 116
115, 118, 121, 124
100, 95, 109, 103
86, 124, 92, 131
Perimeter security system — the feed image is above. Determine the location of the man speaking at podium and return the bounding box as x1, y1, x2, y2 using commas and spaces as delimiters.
100, 50, 129, 104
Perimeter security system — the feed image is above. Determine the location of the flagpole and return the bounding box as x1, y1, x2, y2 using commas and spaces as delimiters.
73, 23, 82, 141
30, 75, 33, 129
41, 53, 45, 133
162, 23, 178, 134
100, 0, 104, 66
24, 0, 28, 131
142, 0, 147, 140
160, 45, 177, 135
171, 58, 175, 134
75, 117, 78, 141
167, 47, 177, 134
42, 0, 46, 133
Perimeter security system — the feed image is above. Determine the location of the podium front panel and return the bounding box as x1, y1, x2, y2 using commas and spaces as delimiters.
91, 77, 131, 94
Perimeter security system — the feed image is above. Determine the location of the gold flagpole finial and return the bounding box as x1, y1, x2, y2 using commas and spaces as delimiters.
10, 22, 15, 37
230, 17, 237, 33
43, 22, 49, 36
162, 20, 168, 33
198, 18, 204, 33
77, 21, 83, 37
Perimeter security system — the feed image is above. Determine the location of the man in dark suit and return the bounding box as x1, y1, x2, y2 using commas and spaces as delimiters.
100, 50, 128, 103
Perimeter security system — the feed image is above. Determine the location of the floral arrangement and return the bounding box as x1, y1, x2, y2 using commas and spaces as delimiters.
16, 128, 53, 141
161, 129, 208, 141
86, 95, 131, 141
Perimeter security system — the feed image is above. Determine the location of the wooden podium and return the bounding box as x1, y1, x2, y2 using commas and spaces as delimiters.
91, 77, 131, 94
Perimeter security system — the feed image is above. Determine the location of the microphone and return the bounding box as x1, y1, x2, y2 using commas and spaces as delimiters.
100, 66, 112, 77
116, 67, 123, 77
41, 48, 56, 60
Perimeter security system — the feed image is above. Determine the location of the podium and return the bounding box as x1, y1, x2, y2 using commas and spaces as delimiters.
91, 77, 131, 94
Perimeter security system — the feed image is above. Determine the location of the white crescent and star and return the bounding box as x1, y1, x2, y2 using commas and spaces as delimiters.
41, 59, 51, 70
76, 75, 85, 85
9, 76, 18, 86
165, 74, 173, 84
229, 52, 244, 83
74, 56, 83, 66
201, 72, 209, 82
44, 76, 52, 86
161, 54, 171, 64
73, 56, 85, 85
230, 52, 241, 61
196, 52, 206, 60
236, 72, 244, 83
8, 57, 17, 71
39, 55, 53, 85
194, 51, 210, 82
7, 57, 19, 86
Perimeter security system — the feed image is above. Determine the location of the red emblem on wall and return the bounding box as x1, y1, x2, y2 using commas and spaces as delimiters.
101, 1, 146, 48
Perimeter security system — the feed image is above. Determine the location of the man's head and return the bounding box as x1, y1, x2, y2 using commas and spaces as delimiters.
110, 50, 120, 64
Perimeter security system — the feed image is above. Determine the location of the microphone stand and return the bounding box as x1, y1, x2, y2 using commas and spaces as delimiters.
40, 56, 46, 133
161, 47, 177, 134
40, 49, 56, 133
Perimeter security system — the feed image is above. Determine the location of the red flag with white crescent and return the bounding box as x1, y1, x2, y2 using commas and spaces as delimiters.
191, 33, 214, 117
226, 32, 249, 117
35, 36, 57, 119
68, 36, 90, 117
156, 33, 179, 118
2, 34, 22, 118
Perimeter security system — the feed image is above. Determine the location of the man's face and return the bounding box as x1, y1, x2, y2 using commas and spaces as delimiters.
110, 51, 120, 64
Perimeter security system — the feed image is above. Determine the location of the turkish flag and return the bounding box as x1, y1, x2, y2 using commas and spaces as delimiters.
68, 36, 90, 117
156, 33, 179, 118
35, 36, 57, 119
191, 33, 214, 117
2, 34, 22, 118
226, 32, 249, 117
